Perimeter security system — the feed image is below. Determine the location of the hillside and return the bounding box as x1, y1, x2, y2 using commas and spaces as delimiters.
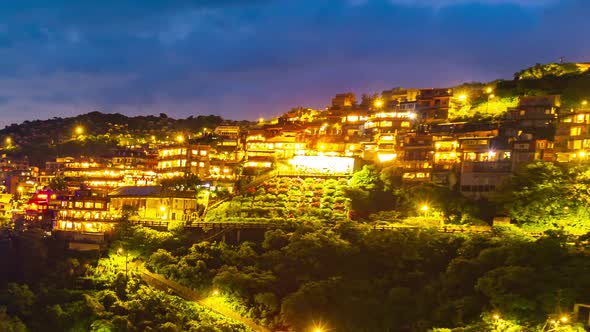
0, 112, 251, 166
449, 62, 590, 121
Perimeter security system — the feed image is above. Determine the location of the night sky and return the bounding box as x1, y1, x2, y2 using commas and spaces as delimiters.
0, 0, 589, 127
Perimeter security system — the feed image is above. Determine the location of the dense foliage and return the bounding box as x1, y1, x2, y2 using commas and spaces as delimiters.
141, 222, 590, 331
493, 161, 590, 234
0, 228, 252, 331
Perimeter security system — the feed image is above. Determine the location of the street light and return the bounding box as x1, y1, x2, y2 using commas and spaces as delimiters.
420, 204, 429, 218
374, 99, 384, 108
486, 87, 493, 94
582, 100, 588, 107
118, 247, 128, 279
458, 94, 467, 101
176, 135, 184, 143
212, 289, 220, 296
5, 137, 11, 145
75, 126, 84, 135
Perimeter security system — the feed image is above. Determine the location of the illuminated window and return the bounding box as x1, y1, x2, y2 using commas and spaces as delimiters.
95, 202, 103, 209
199, 162, 205, 167
200, 150, 207, 156
74, 201, 83, 208
571, 127, 582, 136
84, 202, 94, 209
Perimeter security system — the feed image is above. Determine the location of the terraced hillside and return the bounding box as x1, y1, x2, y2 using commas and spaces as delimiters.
205, 176, 350, 223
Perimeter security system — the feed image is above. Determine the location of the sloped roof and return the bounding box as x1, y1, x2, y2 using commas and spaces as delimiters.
109, 186, 162, 197
108, 186, 196, 199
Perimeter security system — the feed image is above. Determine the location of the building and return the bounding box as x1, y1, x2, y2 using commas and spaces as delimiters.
108, 186, 198, 222
157, 144, 211, 179
554, 107, 590, 162
459, 137, 512, 198
53, 188, 118, 233
507, 95, 560, 130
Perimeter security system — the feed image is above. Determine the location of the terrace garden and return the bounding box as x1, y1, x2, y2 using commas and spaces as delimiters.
205, 176, 350, 223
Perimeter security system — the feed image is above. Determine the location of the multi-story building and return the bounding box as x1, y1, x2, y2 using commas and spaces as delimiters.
53, 188, 118, 233
157, 144, 211, 179
554, 107, 590, 162
399, 133, 433, 182
507, 95, 560, 130
459, 136, 512, 198
416, 88, 452, 123
108, 186, 198, 222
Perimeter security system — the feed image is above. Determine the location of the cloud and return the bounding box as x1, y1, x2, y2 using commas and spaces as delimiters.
388, 0, 559, 7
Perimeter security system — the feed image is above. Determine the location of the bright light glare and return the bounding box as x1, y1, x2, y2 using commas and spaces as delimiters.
374, 99, 384, 108
289, 156, 354, 174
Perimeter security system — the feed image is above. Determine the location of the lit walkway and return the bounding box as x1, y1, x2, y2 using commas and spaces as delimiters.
139, 267, 271, 332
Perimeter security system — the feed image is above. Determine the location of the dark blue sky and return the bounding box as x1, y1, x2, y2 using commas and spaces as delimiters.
0, 0, 588, 126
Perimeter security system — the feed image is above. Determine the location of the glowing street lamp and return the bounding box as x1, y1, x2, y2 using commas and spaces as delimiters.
373, 99, 384, 108
486, 87, 493, 94
458, 94, 467, 101
420, 204, 429, 217
560, 315, 569, 323
176, 135, 184, 143
212, 289, 220, 296
582, 100, 588, 107
492, 314, 501, 320
5, 137, 11, 145
75, 126, 84, 135
258, 117, 265, 123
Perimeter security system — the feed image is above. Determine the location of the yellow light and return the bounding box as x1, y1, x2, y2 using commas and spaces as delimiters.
212, 289, 220, 296
580, 151, 587, 157
458, 94, 467, 101
486, 87, 493, 93
374, 99, 384, 108
377, 153, 397, 162
117, 248, 123, 254
151, 135, 156, 140
176, 135, 184, 143
420, 205, 428, 212
75, 126, 84, 135
160, 206, 166, 212
493, 314, 500, 320
407, 112, 417, 120
489, 94, 495, 99
17, 186, 23, 193
583, 100, 588, 106
5, 137, 11, 145
314, 329, 323, 332
560, 316, 568, 323
258, 117, 264, 123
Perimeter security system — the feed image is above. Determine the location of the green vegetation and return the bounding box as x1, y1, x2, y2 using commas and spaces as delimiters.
139, 221, 590, 331
0, 228, 253, 331
206, 177, 349, 222
492, 161, 590, 234
516, 62, 587, 80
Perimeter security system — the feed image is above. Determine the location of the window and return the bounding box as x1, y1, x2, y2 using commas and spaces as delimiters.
74, 201, 83, 208
199, 162, 205, 167
571, 127, 582, 136
95, 202, 103, 209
